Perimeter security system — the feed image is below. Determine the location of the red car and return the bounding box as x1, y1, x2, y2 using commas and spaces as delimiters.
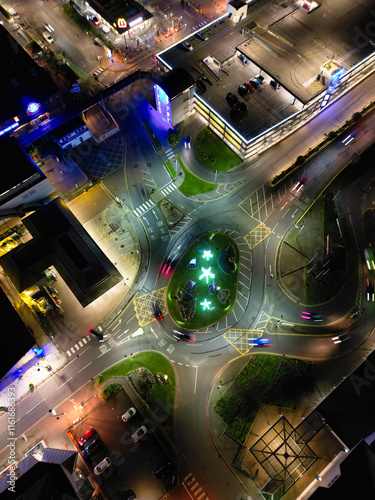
78, 427, 97, 447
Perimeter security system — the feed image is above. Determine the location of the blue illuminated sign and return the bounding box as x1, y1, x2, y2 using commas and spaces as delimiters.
27, 102, 40, 114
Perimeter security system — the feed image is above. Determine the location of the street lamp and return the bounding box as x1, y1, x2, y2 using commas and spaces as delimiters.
49, 409, 66, 420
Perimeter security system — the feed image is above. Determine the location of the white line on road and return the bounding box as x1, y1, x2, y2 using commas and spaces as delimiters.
281, 207, 290, 218
118, 329, 129, 339
57, 378, 72, 390
111, 320, 122, 330
194, 366, 198, 394
150, 327, 158, 338
26, 398, 46, 415
126, 314, 136, 324
78, 362, 92, 373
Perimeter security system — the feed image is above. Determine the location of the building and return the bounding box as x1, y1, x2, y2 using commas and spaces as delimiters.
156, 0, 375, 160
0, 136, 55, 214
51, 116, 92, 149
0, 198, 123, 308
154, 68, 196, 126
0, 24, 64, 138
73, 0, 153, 37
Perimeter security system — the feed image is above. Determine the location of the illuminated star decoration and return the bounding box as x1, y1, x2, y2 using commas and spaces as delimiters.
203, 250, 213, 261
200, 299, 211, 310
199, 267, 215, 284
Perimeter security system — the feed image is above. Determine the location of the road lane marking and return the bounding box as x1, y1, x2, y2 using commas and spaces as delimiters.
78, 362, 92, 373
194, 366, 198, 394
56, 378, 72, 390
26, 398, 46, 414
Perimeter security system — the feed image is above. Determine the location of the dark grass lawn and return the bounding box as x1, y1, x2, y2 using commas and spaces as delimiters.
167, 232, 239, 330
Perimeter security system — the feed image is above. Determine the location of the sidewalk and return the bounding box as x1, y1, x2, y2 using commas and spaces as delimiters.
0, 340, 66, 408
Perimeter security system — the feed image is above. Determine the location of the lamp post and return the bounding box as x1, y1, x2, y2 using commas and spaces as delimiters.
49, 409, 66, 420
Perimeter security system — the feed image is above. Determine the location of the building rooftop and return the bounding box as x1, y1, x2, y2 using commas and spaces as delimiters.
158, 0, 375, 141
0, 136, 42, 198
0, 198, 122, 307
87, 0, 153, 33
155, 67, 196, 99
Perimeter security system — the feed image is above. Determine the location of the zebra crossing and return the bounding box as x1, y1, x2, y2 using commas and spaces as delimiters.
133, 199, 155, 217
160, 183, 176, 196
165, 148, 175, 161
183, 473, 210, 500
66, 334, 91, 357
90, 66, 105, 78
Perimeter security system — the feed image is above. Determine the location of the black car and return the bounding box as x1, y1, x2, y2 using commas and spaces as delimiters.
256, 75, 264, 82
153, 303, 164, 323
238, 85, 248, 97
232, 101, 247, 113
226, 92, 238, 106
173, 330, 195, 343
81, 436, 101, 457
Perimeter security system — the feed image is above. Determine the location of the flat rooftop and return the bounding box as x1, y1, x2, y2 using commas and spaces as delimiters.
158, 0, 375, 141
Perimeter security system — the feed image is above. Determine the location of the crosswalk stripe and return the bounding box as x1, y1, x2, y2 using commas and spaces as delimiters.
67, 351, 72, 357
74, 343, 79, 350
79, 341, 83, 347
70, 346, 75, 353
83, 338, 87, 344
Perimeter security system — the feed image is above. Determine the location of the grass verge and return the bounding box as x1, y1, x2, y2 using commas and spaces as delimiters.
177, 156, 216, 195
194, 127, 241, 172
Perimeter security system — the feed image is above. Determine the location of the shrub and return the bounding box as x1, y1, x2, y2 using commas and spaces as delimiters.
352, 111, 362, 122
100, 383, 122, 400
295, 155, 305, 166
326, 131, 337, 141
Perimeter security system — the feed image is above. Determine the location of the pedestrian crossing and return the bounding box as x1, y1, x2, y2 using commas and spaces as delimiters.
183, 473, 210, 500
66, 335, 91, 357
165, 148, 175, 161
160, 183, 176, 196
90, 66, 105, 78
133, 199, 155, 217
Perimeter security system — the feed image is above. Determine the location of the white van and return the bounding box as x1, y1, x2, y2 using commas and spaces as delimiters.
100, 24, 110, 34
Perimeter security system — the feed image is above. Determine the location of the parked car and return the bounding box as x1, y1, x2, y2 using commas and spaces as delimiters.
250, 78, 261, 88
226, 92, 238, 106
244, 81, 255, 91
182, 41, 193, 51
256, 75, 265, 82
100, 24, 110, 34
122, 407, 136, 422
238, 85, 248, 97
131, 426, 147, 443
232, 101, 247, 113
196, 31, 208, 41
94, 457, 111, 475
270, 80, 280, 90
78, 428, 97, 447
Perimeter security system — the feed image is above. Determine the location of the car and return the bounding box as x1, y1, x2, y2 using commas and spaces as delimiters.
42, 31, 54, 43
256, 75, 265, 82
153, 303, 164, 323
154, 462, 176, 480
78, 427, 97, 447
342, 129, 360, 145
238, 85, 249, 97
173, 330, 196, 343
100, 24, 110, 34
226, 92, 238, 106
332, 333, 351, 344
270, 80, 280, 90
35, 297, 52, 313
161, 258, 171, 276
244, 81, 255, 91
182, 41, 193, 51
364, 248, 375, 271
301, 311, 323, 321
131, 425, 147, 443
87, 14, 99, 25
232, 101, 247, 113
366, 278, 374, 301
291, 176, 307, 193
248, 337, 272, 346
88, 327, 107, 342
44, 23, 54, 33
250, 78, 261, 88
184, 136, 191, 149
122, 407, 136, 422
196, 31, 208, 41
238, 53, 249, 63
94, 457, 111, 475
82, 437, 101, 457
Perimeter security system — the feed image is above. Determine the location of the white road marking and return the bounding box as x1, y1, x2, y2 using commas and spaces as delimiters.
26, 398, 46, 415
78, 362, 92, 373
57, 377, 72, 390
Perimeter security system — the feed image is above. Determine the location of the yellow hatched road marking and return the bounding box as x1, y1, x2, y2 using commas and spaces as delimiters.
223, 328, 264, 354
244, 223, 271, 249
134, 287, 167, 327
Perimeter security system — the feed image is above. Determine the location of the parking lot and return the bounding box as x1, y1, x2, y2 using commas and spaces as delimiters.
71, 386, 178, 499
